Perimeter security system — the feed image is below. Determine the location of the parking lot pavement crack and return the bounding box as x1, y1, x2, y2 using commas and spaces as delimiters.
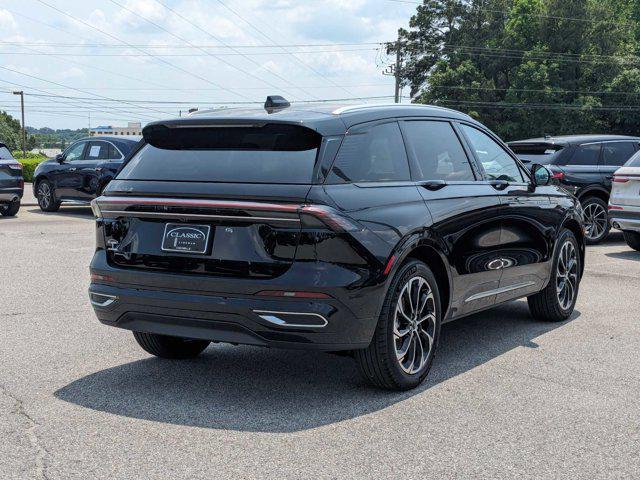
0, 384, 51, 480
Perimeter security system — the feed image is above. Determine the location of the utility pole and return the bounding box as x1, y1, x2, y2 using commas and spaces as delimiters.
394, 35, 402, 104
12, 91, 26, 157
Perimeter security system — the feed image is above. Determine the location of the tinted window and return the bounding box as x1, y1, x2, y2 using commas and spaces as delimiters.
65, 142, 86, 162
569, 144, 600, 166
327, 122, 410, 183
107, 143, 122, 160
602, 142, 636, 166
460, 124, 524, 182
402, 121, 475, 181
625, 151, 640, 167
509, 144, 563, 164
0, 146, 13, 159
119, 125, 321, 184
86, 141, 109, 160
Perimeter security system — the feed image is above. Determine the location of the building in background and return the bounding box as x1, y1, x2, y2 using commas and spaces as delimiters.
90, 122, 142, 137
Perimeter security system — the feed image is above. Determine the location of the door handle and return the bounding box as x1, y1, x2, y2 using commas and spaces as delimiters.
68, 167, 77, 172
490, 180, 509, 190
419, 180, 447, 191
605, 175, 613, 180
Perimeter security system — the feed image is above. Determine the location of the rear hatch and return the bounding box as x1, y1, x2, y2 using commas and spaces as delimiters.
94, 122, 323, 279
610, 154, 640, 208
0, 144, 23, 192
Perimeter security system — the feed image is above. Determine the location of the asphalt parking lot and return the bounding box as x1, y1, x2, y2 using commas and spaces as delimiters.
1, 207, 640, 479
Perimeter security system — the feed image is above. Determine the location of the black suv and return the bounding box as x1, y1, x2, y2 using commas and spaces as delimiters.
33, 136, 141, 212
509, 135, 640, 244
89, 101, 585, 390
0, 142, 23, 217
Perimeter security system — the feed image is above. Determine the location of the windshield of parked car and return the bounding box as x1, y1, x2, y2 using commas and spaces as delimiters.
0, 146, 14, 159
118, 124, 322, 184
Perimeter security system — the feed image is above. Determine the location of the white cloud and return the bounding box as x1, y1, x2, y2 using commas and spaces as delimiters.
58, 67, 86, 80
0, 9, 18, 32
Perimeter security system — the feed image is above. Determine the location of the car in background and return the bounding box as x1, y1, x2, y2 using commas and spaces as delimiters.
609, 151, 640, 251
88, 100, 585, 391
33, 136, 141, 212
0, 142, 23, 217
509, 135, 640, 244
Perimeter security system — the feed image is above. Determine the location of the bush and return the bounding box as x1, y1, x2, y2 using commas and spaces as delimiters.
16, 156, 47, 183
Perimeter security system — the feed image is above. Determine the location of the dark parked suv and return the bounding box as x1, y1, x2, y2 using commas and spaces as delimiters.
509, 135, 640, 244
89, 101, 585, 390
33, 136, 141, 212
0, 142, 23, 217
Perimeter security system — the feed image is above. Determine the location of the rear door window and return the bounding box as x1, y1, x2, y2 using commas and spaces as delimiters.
602, 142, 636, 166
326, 121, 410, 183
118, 124, 321, 184
568, 144, 601, 166
402, 120, 475, 181
86, 141, 109, 160
460, 124, 524, 182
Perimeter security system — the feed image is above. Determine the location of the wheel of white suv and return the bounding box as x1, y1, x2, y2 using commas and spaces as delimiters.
133, 331, 210, 359
528, 229, 581, 322
36, 179, 61, 212
581, 197, 609, 244
0, 199, 20, 217
355, 259, 441, 390
623, 231, 640, 251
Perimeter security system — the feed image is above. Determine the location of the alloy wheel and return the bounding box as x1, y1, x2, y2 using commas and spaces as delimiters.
38, 182, 51, 209
393, 276, 437, 375
583, 202, 607, 241
556, 240, 578, 310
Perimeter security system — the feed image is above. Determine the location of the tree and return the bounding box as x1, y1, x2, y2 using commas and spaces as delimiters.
0, 111, 22, 150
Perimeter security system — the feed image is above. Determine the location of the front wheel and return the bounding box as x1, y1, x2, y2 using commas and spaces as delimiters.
133, 332, 210, 359
623, 231, 640, 251
0, 199, 20, 217
36, 179, 61, 212
355, 260, 441, 390
528, 229, 581, 322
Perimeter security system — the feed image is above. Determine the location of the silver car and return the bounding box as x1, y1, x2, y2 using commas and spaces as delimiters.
609, 152, 640, 251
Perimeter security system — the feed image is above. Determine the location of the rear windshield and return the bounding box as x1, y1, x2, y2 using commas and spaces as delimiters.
625, 151, 640, 167
0, 146, 14, 160
509, 144, 563, 164
117, 124, 322, 184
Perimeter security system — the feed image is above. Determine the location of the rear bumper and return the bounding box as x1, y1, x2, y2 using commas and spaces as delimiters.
89, 251, 379, 351
609, 204, 640, 232
0, 187, 23, 204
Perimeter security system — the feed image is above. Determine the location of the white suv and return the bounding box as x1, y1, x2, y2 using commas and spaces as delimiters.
609, 152, 640, 251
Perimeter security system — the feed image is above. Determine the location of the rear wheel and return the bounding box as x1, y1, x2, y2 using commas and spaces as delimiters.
528, 229, 581, 322
623, 231, 640, 251
133, 331, 210, 359
0, 199, 20, 217
355, 260, 441, 390
581, 196, 609, 244
36, 179, 61, 212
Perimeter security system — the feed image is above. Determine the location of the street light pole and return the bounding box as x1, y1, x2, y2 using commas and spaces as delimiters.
12, 91, 26, 157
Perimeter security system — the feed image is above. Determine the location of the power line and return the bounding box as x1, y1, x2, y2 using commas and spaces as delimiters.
34, 0, 252, 101
0, 48, 379, 57
435, 99, 640, 112
0, 40, 386, 49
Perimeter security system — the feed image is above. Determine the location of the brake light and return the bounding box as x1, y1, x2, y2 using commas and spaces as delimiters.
299, 205, 362, 232
7, 163, 22, 170
608, 205, 624, 211
613, 176, 629, 183
255, 290, 332, 299
551, 172, 564, 180
91, 273, 114, 282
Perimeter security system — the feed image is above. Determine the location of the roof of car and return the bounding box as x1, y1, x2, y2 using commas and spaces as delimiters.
82, 135, 142, 143
144, 103, 477, 136
509, 134, 640, 146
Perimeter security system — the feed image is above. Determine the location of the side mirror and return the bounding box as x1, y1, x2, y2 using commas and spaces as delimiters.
55, 153, 65, 163
531, 163, 551, 188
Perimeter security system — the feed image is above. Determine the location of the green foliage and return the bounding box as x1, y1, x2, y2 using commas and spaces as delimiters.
399, 0, 640, 140
0, 111, 22, 150
17, 157, 47, 183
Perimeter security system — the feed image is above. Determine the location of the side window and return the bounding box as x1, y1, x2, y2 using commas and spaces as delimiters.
107, 143, 122, 160
86, 141, 109, 160
64, 142, 86, 162
402, 120, 475, 181
568, 144, 600, 166
602, 142, 635, 167
460, 124, 524, 182
327, 121, 410, 183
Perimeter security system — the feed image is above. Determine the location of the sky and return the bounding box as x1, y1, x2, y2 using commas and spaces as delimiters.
0, 0, 417, 129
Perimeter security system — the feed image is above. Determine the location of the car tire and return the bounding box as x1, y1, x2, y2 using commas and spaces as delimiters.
36, 179, 61, 212
355, 259, 441, 391
581, 196, 609, 244
132, 331, 210, 359
0, 199, 20, 217
528, 229, 581, 322
623, 231, 640, 251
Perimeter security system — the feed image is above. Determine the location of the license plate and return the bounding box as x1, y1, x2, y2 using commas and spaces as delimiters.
161, 223, 211, 254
